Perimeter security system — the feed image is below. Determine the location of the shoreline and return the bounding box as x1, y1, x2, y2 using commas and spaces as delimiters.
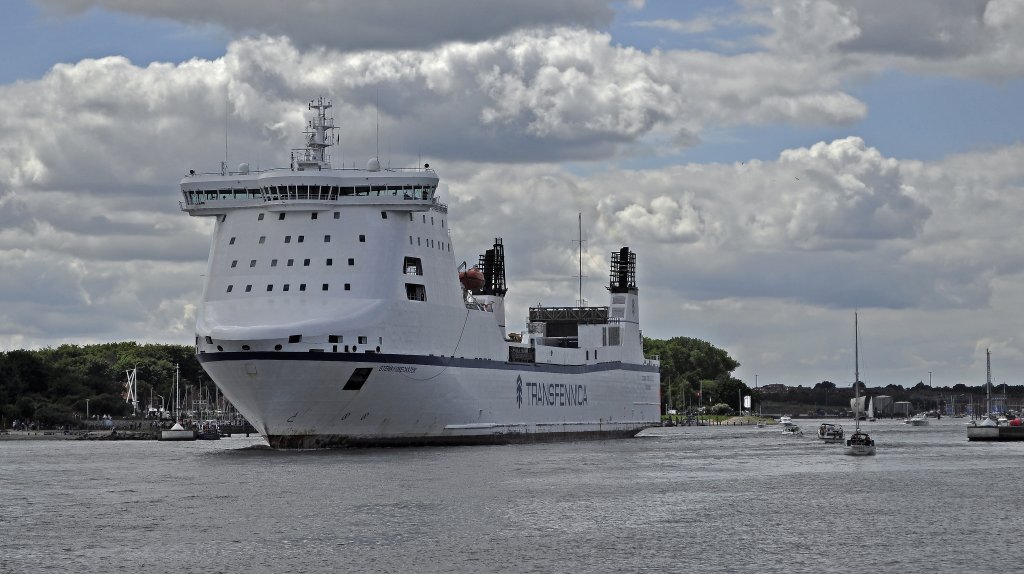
0, 429, 157, 441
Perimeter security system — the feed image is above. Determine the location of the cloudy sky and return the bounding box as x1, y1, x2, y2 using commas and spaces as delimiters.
2, 0, 1023, 390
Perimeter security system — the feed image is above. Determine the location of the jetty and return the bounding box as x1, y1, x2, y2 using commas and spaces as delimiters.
967, 425, 1024, 441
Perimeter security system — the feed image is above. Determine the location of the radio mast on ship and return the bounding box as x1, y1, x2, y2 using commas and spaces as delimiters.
292, 96, 337, 170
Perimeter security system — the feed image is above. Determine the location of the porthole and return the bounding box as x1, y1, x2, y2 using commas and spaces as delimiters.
217, 345, 223, 351
274, 344, 283, 351
242, 345, 251, 351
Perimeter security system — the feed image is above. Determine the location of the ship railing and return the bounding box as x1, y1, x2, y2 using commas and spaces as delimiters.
186, 165, 436, 176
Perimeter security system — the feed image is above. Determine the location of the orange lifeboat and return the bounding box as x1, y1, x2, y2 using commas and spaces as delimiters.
459, 266, 485, 292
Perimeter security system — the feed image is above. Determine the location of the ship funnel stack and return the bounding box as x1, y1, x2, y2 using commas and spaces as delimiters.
608, 247, 641, 343
475, 238, 508, 336
610, 247, 637, 295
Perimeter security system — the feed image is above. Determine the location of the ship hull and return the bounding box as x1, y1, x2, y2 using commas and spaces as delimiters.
198, 351, 660, 449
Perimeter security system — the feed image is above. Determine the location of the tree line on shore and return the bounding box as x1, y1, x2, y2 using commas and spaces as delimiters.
0, 338, 1011, 429
0, 342, 204, 428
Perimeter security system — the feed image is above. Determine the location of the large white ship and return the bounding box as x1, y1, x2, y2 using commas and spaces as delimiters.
181, 97, 661, 448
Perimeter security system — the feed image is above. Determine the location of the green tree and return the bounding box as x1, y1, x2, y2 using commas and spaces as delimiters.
644, 336, 741, 411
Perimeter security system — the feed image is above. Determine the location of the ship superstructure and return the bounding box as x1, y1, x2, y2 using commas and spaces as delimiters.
182, 97, 660, 448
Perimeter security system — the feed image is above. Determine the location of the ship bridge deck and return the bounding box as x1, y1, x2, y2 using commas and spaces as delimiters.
180, 166, 442, 215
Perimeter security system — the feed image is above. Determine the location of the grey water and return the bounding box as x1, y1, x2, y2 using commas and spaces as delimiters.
1, 418, 1019, 573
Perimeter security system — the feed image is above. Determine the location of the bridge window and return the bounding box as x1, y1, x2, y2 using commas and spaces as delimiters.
324, 234, 331, 242
230, 260, 237, 268
271, 259, 278, 267
299, 284, 306, 291
381, 211, 388, 219
287, 259, 294, 267
322, 283, 329, 291
334, 212, 340, 219
279, 213, 286, 220
245, 285, 252, 293
285, 235, 291, 243
226, 285, 233, 293
298, 235, 304, 243
311, 212, 318, 220
267, 284, 273, 292
258, 213, 264, 221
348, 258, 355, 266
404, 257, 423, 275
259, 236, 266, 244
303, 259, 310, 266
359, 234, 365, 242
249, 260, 256, 268
344, 283, 351, 291
283, 284, 290, 292
229, 237, 236, 245
405, 283, 426, 301
326, 258, 333, 266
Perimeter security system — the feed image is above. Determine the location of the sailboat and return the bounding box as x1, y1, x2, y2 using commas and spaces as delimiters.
867, 397, 876, 422
845, 312, 876, 456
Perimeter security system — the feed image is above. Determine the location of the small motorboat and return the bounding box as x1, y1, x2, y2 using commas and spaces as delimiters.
816, 423, 845, 443
781, 425, 803, 437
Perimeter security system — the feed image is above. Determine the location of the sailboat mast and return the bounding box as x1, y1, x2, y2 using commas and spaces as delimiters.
986, 348, 992, 416
855, 312, 860, 387
854, 312, 860, 431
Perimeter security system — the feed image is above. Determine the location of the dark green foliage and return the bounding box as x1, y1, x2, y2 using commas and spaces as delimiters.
0, 342, 200, 427
644, 336, 746, 411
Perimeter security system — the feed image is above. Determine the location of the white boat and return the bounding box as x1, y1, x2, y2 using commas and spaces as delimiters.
782, 425, 803, 436
967, 349, 1001, 437
181, 97, 661, 448
845, 312, 876, 456
159, 422, 196, 441
779, 415, 795, 428
816, 422, 845, 443
867, 397, 876, 422
908, 413, 930, 426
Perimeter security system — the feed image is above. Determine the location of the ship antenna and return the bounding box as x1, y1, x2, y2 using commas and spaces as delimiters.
223, 84, 229, 175
375, 88, 380, 161
572, 213, 586, 307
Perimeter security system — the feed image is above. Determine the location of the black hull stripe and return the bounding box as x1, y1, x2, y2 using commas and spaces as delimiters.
266, 428, 645, 449
197, 350, 659, 375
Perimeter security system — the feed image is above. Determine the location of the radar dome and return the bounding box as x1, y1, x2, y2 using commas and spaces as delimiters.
238, 163, 250, 174
367, 157, 381, 172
